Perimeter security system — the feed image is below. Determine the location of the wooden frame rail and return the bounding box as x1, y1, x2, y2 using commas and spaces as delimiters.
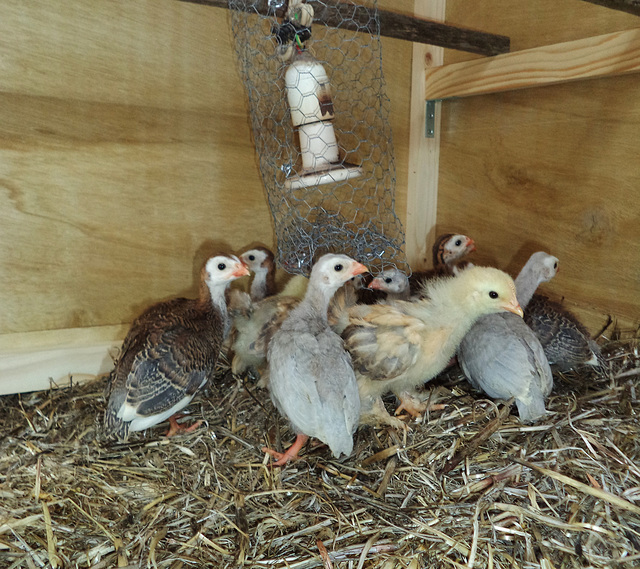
404, 0, 444, 270
580, 0, 640, 17
0, 326, 126, 395
179, 0, 510, 56
424, 28, 640, 100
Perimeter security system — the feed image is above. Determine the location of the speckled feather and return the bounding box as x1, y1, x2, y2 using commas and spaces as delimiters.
525, 294, 601, 370
105, 299, 224, 439
104, 255, 247, 439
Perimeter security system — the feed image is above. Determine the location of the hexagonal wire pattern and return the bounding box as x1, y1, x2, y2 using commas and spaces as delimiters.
228, 0, 408, 276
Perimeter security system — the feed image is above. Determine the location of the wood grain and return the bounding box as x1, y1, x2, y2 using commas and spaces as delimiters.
436, 76, 640, 332
425, 28, 640, 100
180, 0, 510, 55
0, 94, 271, 333
0, 326, 126, 395
404, 1, 445, 270
0, 0, 274, 339
436, 1, 640, 332
0, 0, 413, 392
0, 1, 240, 111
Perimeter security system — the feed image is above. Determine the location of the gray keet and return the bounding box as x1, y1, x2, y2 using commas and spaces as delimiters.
263, 253, 367, 466
458, 252, 558, 422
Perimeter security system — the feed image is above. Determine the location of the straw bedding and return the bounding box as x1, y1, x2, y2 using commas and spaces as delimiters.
1, 330, 639, 568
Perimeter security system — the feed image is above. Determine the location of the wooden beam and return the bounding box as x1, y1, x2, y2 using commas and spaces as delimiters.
580, 0, 640, 17
179, 0, 510, 56
0, 325, 126, 395
424, 28, 640, 100
404, 0, 444, 270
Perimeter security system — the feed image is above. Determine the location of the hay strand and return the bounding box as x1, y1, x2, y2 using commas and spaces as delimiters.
1, 331, 639, 567
512, 457, 640, 515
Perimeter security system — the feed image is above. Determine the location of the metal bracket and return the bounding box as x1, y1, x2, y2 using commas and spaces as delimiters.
425, 100, 436, 138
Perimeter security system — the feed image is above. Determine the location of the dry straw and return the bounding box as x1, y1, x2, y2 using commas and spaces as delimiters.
1, 330, 639, 568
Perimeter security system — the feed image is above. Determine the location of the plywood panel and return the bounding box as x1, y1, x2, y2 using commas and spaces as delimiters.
436, 75, 640, 332
0, 326, 127, 396
0, 94, 271, 334
436, 1, 640, 333
0, 0, 237, 112
0, 0, 413, 346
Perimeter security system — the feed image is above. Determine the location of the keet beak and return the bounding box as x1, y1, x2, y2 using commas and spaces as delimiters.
367, 278, 383, 291
504, 300, 524, 318
351, 262, 369, 277
233, 262, 251, 278
466, 238, 476, 252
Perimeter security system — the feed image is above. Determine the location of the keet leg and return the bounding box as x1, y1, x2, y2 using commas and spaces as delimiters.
263, 433, 310, 466
394, 390, 427, 418
359, 397, 410, 431
165, 414, 203, 437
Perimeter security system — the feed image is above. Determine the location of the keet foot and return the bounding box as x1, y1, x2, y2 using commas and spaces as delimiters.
165, 415, 203, 438
263, 433, 309, 466
394, 391, 427, 418
360, 397, 411, 431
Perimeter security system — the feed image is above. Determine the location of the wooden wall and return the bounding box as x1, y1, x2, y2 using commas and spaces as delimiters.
2, 0, 638, 392
0, 0, 412, 391
436, 0, 640, 332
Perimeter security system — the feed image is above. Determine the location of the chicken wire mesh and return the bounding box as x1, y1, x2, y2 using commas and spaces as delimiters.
228, 0, 409, 276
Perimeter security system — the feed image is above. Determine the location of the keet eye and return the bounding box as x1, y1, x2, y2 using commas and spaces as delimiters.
455, 239, 462, 246
217, 263, 226, 270
334, 264, 343, 272
489, 291, 499, 299
248, 255, 256, 261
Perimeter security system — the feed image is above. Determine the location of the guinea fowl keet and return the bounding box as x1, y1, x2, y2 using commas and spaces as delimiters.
229, 294, 300, 386
264, 254, 368, 466
240, 246, 277, 301
513, 252, 601, 370
342, 266, 523, 428
409, 233, 476, 295
367, 268, 410, 301
432, 233, 476, 273
104, 254, 250, 440
229, 273, 362, 387
515, 251, 559, 307
229, 245, 313, 385
457, 252, 559, 423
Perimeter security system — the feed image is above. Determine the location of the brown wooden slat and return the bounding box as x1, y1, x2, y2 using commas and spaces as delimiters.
580, 0, 640, 17
179, 0, 510, 55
